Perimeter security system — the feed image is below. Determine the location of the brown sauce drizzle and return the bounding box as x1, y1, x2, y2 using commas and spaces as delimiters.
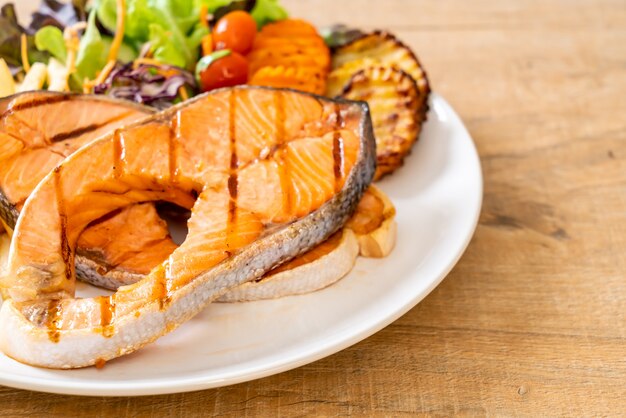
112, 129, 125, 178
168, 113, 180, 183
332, 105, 345, 192
45, 299, 63, 343
99, 296, 115, 338
95, 358, 106, 369
225, 90, 239, 256
152, 264, 171, 310
53, 166, 73, 281
273, 91, 292, 217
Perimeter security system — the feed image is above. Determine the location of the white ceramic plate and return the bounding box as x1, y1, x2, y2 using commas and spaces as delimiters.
1, 1, 481, 395
0, 90, 482, 396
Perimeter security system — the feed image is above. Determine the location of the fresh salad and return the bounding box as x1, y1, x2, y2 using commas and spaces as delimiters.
0, 0, 296, 108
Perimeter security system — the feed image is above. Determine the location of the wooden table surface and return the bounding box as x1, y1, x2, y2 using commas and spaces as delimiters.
2, 0, 626, 415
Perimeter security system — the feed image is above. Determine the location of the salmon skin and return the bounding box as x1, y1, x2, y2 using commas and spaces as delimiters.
0, 86, 376, 368
0, 92, 162, 289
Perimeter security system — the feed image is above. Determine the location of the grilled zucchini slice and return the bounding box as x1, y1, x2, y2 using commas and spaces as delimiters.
340, 66, 424, 179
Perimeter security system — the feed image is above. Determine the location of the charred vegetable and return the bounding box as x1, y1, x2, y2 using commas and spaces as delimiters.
340, 66, 424, 179
327, 31, 430, 179
330, 31, 429, 93
247, 19, 330, 94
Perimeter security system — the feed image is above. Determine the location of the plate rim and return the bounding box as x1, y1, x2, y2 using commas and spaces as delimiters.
0, 92, 483, 396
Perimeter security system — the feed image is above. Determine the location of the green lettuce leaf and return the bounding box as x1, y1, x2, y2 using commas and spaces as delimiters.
34, 26, 67, 63
251, 0, 288, 27
74, 11, 138, 82
97, 0, 208, 70
75, 11, 109, 81
148, 24, 186, 68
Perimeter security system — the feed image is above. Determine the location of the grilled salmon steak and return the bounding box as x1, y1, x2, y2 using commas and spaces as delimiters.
218, 185, 397, 302
0, 92, 165, 289
0, 86, 376, 368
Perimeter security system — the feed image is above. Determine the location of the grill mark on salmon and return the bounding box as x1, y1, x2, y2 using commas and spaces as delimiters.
227, 90, 240, 257
45, 299, 63, 343
152, 265, 172, 310
49, 111, 137, 143
0, 92, 158, 289
2, 94, 69, 116
99, 296, 115, 338
274, 91, 293, 217
333, 105, 346, 192
168, 114, 180, 183
0, 86, 376, 369
53, 166, 73, 282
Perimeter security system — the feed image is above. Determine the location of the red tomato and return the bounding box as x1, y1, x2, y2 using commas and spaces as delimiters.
213, 11, 257, 54
198, 51, 249, 92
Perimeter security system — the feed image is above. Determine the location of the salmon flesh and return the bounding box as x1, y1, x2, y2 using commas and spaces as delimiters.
0, 86, 376, 368
0, 92, 163, 289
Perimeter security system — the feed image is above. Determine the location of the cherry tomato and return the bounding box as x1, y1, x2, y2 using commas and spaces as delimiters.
213, 11, 257, 54
197, 50, 249, 92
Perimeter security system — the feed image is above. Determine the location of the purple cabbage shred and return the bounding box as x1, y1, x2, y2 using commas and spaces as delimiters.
93, 63, 196, 109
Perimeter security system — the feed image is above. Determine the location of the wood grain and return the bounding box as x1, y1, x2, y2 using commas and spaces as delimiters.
2, 0, 626, 415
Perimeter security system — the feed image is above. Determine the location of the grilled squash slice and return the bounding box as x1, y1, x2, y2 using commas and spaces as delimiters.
330, 31, 429, 95
340, 66, 424, 179
327, 31, 430, 179
247, 19, 330, 94
250, 65, 327, 96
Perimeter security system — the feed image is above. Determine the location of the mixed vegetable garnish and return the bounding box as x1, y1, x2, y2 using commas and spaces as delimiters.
0, 0, 292, 108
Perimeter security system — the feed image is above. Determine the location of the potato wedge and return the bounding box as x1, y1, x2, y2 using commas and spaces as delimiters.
340, 66, 425, 179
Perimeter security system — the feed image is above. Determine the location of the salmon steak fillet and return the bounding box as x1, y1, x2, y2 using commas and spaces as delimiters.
0, 86, 376, 369
0, 92, 167, 289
